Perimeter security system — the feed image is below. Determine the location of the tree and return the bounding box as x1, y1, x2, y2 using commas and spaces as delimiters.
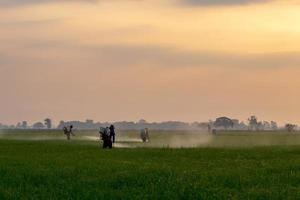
248, 116, 258, 131
270, 121, 278, 130
44, 118, 52, 129
33, 122, 45, 129
263, 121, 271, 130
22, 121, 28, 129
214, 117, 234, 130
57, 121, 65, 129
138, 119, 147, 124
16, 122, 22, 129
285, 124, 296, 132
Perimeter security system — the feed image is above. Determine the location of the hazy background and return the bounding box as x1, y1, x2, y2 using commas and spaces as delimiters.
1, 0, 300, 125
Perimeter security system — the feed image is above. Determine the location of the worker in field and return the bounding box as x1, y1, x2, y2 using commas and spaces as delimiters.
63, 125, 75, 140
140, 128, 150, 143
69, 125, 74, 136
145, 128, 150, 142
109, 125, 116, 143
100, 126, 114, 149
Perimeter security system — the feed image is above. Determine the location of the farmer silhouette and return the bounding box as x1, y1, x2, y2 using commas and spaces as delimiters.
140, 128, 150, 143
100, 125, 115, 149
63, 125, 74, 140
109, 125, 116, 143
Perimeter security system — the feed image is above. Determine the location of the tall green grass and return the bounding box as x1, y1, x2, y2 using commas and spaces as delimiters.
1, 140, 300, 199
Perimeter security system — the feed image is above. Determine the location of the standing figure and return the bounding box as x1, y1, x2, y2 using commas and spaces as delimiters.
63, 126, 69, 140
100, 127, 113, 149
145, 128, 150, 142
63, 125, 75, 140
69, 125, 74, 136
140, 128, 150, 143
109, 125, 116, 143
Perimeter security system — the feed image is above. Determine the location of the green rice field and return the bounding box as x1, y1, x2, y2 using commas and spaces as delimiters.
1, 130, 300, 199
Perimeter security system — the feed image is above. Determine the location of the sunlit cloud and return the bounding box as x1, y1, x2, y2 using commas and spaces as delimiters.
2, 40, 300, 70
179, 0, 273, 6
0, 0, 96, 7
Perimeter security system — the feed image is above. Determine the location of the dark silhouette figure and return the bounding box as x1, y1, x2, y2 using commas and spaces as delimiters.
109, 125, 116, 143
63, 125, 75, 140
140, 128, 150, 143
100, 126, 114, 149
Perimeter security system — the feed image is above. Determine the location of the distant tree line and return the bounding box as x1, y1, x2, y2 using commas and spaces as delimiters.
1, 118, 53, 130
0, 117, 298, 132
212, 116, 298, 132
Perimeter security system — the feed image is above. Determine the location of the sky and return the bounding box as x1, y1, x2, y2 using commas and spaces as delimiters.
1, 0, 300, 125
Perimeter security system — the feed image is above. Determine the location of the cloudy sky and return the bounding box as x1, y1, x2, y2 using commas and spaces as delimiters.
1, 0, 300, 125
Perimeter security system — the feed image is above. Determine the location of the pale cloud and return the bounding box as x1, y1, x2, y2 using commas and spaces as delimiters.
179, 0, 273, 6
2, 40, 300, 69
0, 0, 278, 7
0, 0, 97, 7
80, 45, 300, 69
